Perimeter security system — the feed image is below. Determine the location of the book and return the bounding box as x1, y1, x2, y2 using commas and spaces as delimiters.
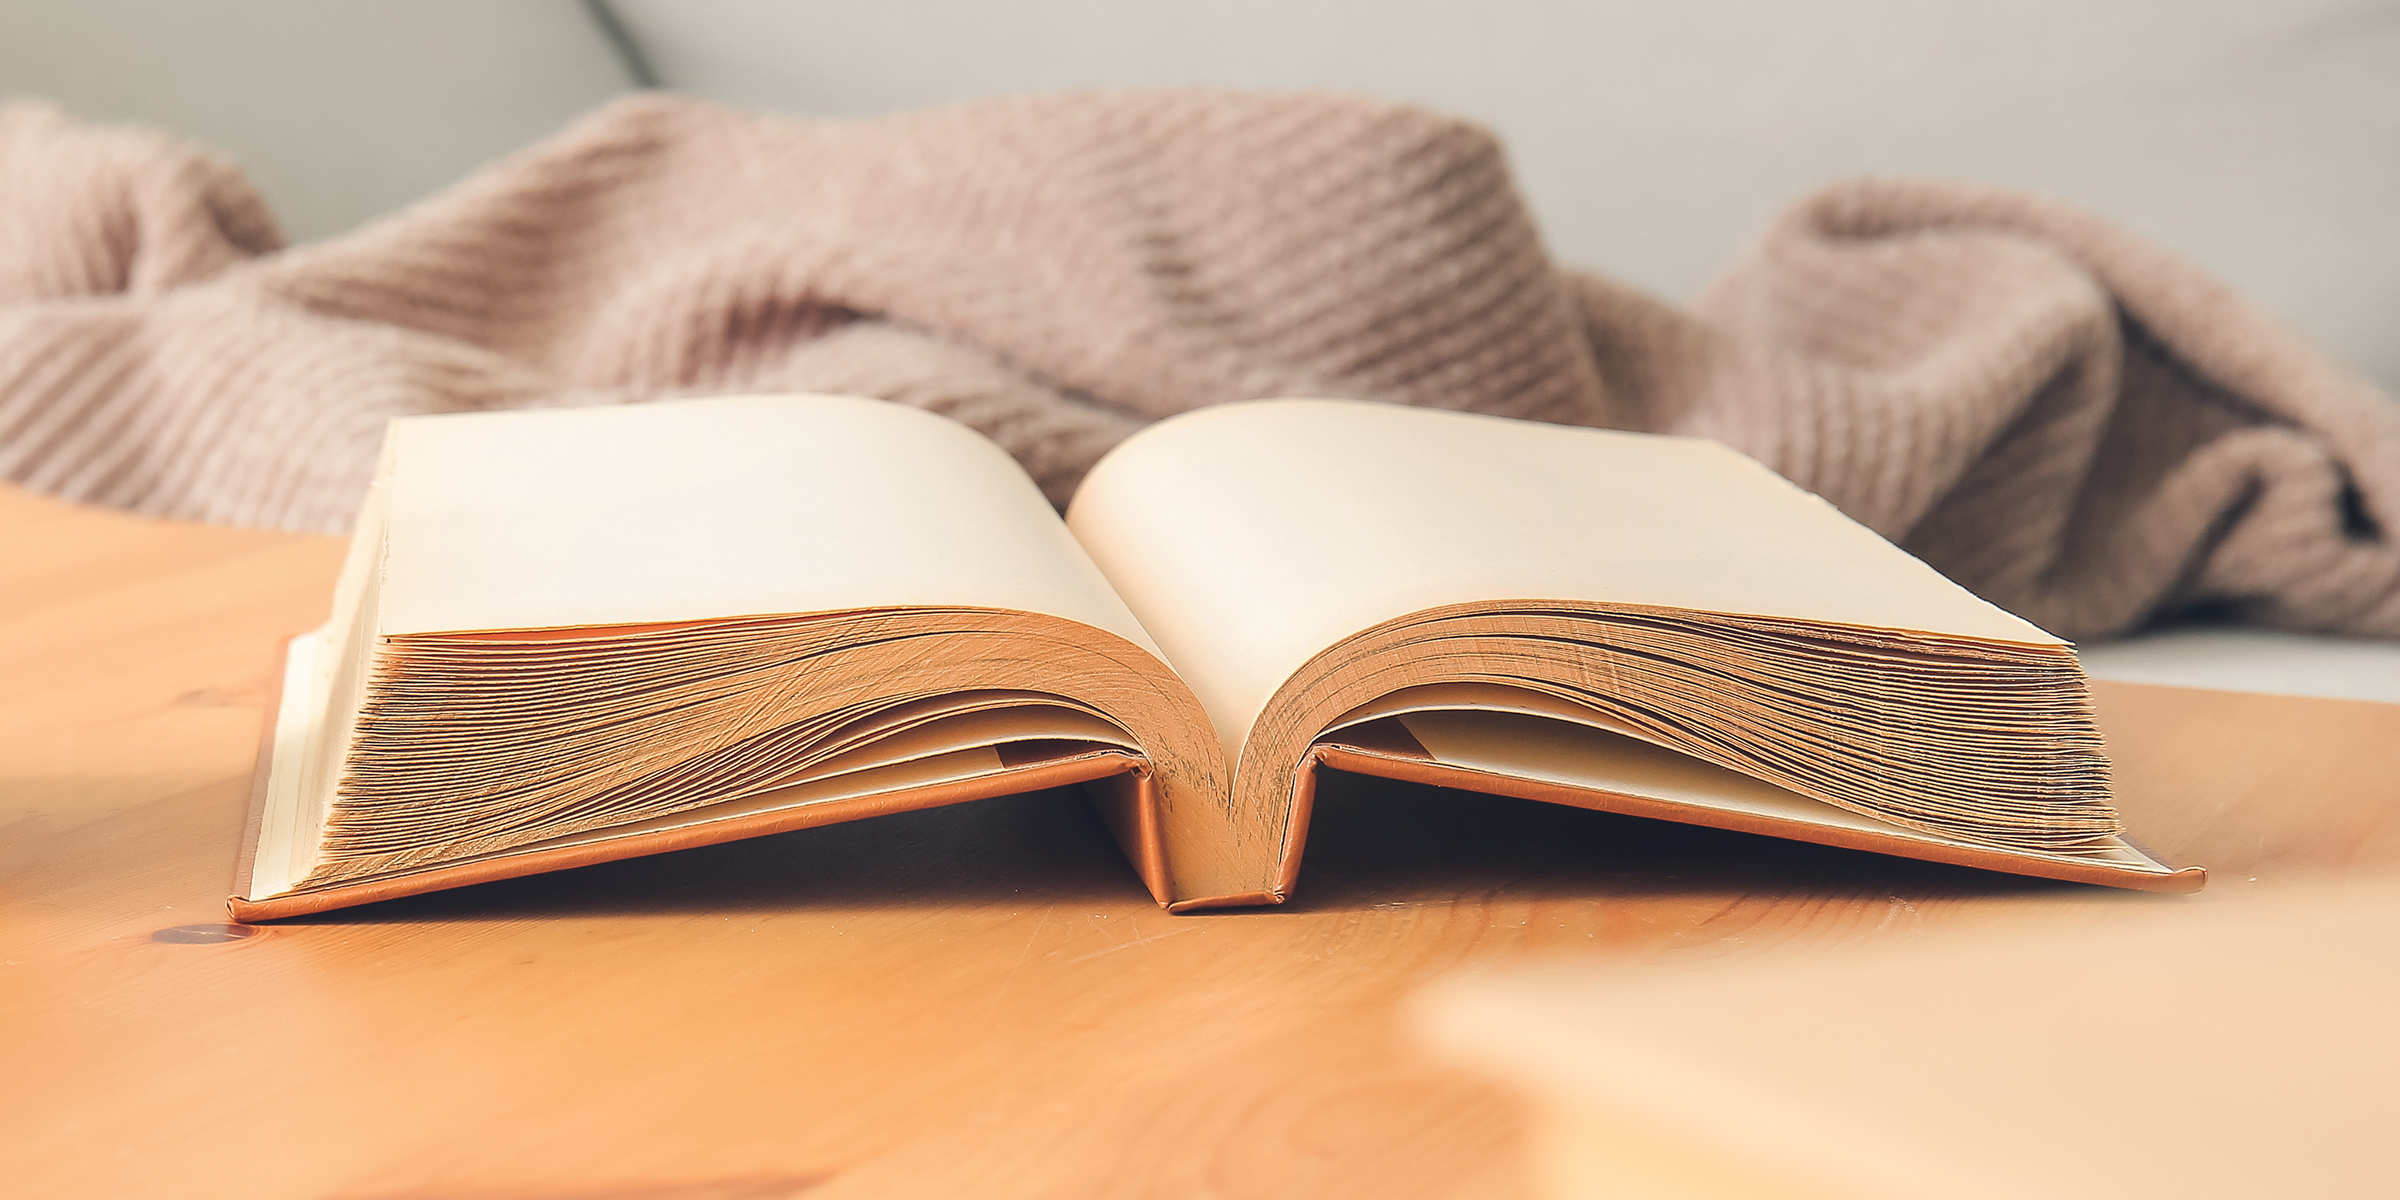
1415, 886, 2396, 1200
229, 394, 2203, 920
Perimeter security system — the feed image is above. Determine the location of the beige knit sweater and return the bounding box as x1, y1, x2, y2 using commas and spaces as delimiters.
2, 93, 2395, 640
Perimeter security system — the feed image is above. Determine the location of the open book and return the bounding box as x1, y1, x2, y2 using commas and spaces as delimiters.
230, 395, 2203, 919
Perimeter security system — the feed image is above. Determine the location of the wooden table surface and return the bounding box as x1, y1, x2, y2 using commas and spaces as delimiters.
5, 482, 2397, 1200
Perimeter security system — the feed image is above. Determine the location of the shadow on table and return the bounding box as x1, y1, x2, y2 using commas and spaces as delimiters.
276, 785, 1142, 924
280, 768, 2149, 925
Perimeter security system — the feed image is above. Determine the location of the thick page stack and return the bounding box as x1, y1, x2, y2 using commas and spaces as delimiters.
231, 395, 2201, 919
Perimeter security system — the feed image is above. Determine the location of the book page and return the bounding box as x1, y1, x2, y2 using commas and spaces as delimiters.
1388, 708, 2160, 871
374, 394, 1160, 654
339, 707, 1140, 887
1066, 399, 2058, 765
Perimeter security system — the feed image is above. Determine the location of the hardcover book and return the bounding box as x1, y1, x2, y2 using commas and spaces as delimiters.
230, 394, 2202, 919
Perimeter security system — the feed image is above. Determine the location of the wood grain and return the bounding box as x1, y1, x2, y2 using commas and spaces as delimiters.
4, 481, 2396, 1199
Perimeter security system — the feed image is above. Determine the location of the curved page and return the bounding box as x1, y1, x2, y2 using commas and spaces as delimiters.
379, 393, 1159, 651
251, 394, 1230, 916
1067, 398, 2056, 767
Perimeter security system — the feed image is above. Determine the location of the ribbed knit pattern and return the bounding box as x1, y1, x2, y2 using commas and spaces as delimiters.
2, 94, 2395, 639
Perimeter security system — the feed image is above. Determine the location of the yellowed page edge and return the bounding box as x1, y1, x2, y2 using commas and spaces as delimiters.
1392, 708, 2165, 873
248, 698, 1141, 903
1068, 398, 2059, 775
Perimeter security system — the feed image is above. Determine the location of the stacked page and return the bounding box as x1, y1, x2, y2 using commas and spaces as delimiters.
232, 394, 2198, 919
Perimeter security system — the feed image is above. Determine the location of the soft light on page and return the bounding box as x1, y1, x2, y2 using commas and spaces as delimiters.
376, 394, 1160, 654
1067, 398, 2056, 764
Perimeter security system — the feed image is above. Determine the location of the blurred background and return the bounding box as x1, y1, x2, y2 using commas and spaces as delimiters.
7, 0, 2399, 698
5, 0, 2396, 393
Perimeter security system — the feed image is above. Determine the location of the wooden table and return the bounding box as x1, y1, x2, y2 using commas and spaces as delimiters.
5, 483, 2397, 1200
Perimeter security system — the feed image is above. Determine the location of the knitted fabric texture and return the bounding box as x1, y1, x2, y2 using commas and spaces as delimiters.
2, 93, 2395, 640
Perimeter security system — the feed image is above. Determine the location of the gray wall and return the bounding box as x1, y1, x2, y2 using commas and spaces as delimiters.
612, 0, 2400, 393
0, 0, 636, 242
4, 0, 2396, 393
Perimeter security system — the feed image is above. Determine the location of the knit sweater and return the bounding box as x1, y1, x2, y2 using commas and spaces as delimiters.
2, 92, 2395, 640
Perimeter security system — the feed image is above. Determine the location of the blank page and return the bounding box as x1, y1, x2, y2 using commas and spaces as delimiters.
373, 394, 1159, 653
1067, 399, 2059, 762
